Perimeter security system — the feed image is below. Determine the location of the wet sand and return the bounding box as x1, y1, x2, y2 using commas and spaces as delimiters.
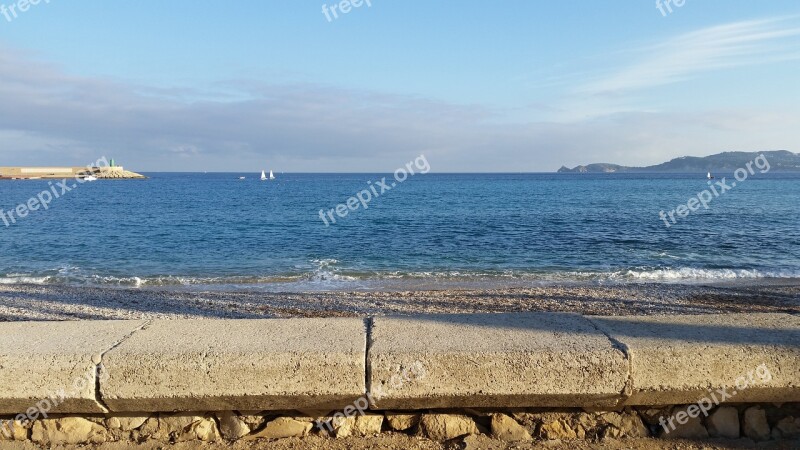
0, 281, 797, 321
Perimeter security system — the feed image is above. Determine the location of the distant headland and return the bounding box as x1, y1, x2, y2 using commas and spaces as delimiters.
557, 150, 800, 173
0, 159, 146, 180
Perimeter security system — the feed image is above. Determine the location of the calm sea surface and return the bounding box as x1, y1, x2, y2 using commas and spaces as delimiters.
1, 173, 798, 291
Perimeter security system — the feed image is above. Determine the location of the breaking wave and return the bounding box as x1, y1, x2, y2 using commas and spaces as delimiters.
1, 263, 799, 291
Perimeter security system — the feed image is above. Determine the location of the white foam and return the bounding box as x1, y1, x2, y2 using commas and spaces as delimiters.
609, 268, 800, 281
0, 265, 798, 290
0, 275, 50, 285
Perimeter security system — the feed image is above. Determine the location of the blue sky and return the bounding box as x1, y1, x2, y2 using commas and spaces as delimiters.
1, 1, 799, 171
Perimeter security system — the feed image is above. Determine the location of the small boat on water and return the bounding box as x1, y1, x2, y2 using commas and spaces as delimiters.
269, 170, 276, 180
707, 172, 715, 180
261, 170, 267, 181
239, 176, 246, 180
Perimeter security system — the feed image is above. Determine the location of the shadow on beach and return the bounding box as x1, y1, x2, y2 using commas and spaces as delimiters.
0, 281, 797, 322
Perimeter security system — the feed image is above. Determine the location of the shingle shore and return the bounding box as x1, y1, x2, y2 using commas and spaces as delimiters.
0, 281, 797, 321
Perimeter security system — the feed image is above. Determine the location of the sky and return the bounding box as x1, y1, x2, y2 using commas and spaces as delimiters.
0, 1, 799, 172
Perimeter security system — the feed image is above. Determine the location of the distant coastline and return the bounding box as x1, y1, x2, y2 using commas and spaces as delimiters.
557, 150, 800, 173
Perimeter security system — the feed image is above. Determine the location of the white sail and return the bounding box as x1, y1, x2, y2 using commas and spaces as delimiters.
269, 170, 275, 180
707, 172, 712, 179
261, 170, 267, 181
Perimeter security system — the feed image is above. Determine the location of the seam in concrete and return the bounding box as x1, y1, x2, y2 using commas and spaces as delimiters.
584, 316, 633, 406
93, 320, 152, 412
364, 317, 374, 404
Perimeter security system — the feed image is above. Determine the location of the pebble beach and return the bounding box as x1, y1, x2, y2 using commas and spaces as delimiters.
1, 281, 797, 322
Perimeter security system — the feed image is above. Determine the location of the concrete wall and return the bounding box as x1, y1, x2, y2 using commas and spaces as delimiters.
0, 167, 87, 178
19, 168, 76, 175
0, 166, 140, 180
0, 313, 796, 414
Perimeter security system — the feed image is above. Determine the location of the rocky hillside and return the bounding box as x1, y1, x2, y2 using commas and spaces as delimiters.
558, 150, 800, 173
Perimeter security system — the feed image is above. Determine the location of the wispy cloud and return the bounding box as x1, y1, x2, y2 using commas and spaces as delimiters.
579, 17, 800, 96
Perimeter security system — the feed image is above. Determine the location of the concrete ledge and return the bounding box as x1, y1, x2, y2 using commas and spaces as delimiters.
589, 313, 800, 406
0, 313, 797, 416
100, 318, 367, 412
367, 313, 629, 409
0, 320, 147, 414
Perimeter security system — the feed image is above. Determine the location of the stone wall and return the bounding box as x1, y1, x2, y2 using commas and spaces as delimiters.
2, 404, 798, 446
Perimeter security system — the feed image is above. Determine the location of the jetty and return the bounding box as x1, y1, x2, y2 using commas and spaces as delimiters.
0, 161, 145, 180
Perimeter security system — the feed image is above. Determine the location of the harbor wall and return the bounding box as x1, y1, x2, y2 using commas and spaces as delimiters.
0, 166, 144, 179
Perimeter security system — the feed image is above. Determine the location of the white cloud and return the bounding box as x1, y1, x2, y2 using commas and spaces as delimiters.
579, 17, 800, 96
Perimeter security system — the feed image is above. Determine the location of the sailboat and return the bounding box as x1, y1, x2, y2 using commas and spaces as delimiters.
707, 172, 715, 180
269, 170, 276, 180
261, 170, 267, 181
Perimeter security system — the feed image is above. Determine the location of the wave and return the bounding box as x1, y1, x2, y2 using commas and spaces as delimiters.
0, 274, 52, 285
361, 268, 800, 283
608, 268, 800, 281
0, 260, 361, 289
1, 264, 799, 290
305, 259, 358, 282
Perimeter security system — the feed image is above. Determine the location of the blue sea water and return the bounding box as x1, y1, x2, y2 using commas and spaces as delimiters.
0, 172, 798, 291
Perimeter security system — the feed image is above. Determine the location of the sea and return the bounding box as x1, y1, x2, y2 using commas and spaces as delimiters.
0, 172, 798, 292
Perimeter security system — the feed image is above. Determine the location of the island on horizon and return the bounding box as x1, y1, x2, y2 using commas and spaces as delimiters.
557, 150, 800, 173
